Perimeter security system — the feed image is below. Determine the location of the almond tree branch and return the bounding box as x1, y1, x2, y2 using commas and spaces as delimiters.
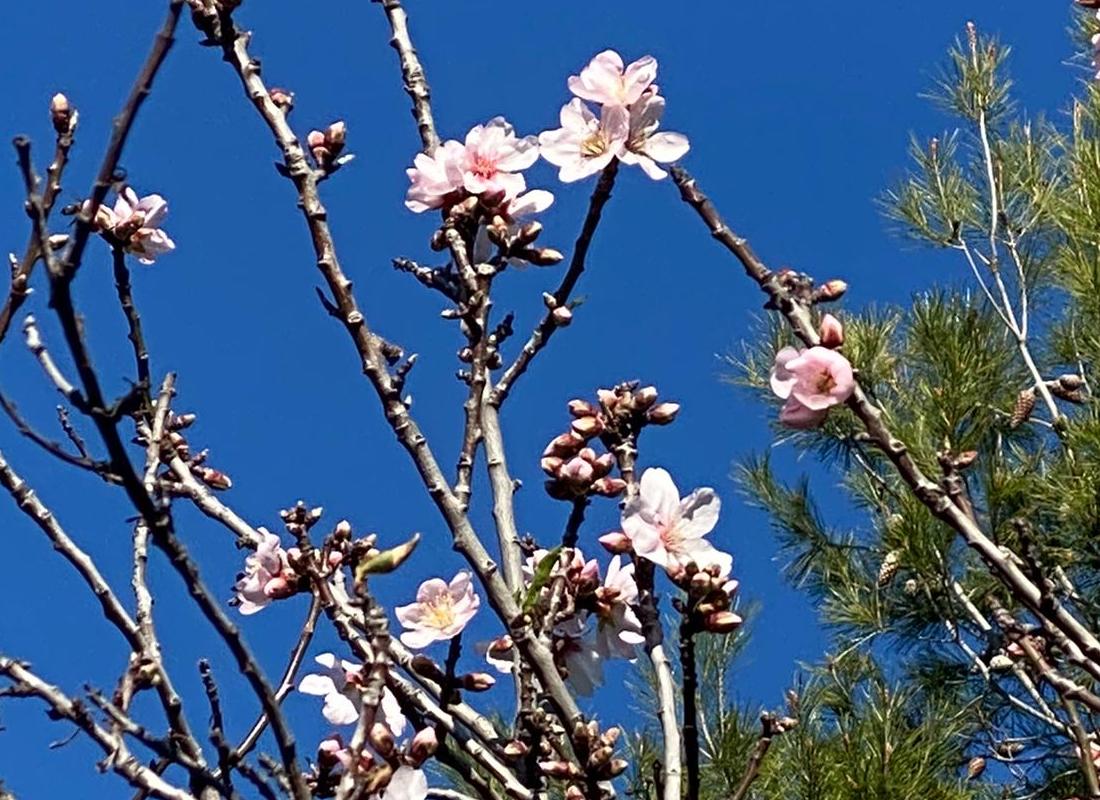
728, 713, 784, 800
669, 165, 1100, 683
190, 8, 587, 738
0, 657, 195, 800
492, 161, 618, 406
372, 0, 440, 154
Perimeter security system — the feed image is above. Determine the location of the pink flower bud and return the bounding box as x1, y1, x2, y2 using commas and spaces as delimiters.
568, 399, 597, 418
559, 457, 594, 486
571, 415, 605, 439
503, 740, 529, 758
578, 447, 598, 463
565, 786, 585, 800
539, 760, 579, 779
703, 610, 743, 634
552, 306, 573, 327
327, 551, 344, 568
599, 531, 633, 554
543, 431, 585, 458
195, 466, 232, 490
317, 736, 345, 769
591, 477, 627, 498
269, 87, 295, 114
307, 130, 326, 149
334, 519, 353, 539
607, 759, 629, 777
262, 575, 294, 600
597, 388, 617, 408
814, 279, 848, 302
634, 385, 659, 409
541, 456, 564, 476
50, 93, 74, 134
409, 727, 439, 766
461, 672, 496, 692
818, 314, 844, 348
326, 121, 347, 149
591, 453, 616, 478
647, 402, 680, 425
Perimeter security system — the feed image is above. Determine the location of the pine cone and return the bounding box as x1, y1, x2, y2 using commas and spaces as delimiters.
1008, 389, 1035, 429
877, 551, 900, 587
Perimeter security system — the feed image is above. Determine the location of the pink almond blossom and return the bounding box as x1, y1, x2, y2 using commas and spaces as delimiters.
594, 556, 644, 660
619, 93, 690, 180
556, 617, 603, 696
405, 140, 466, 212
87, 187, 175, 264
567, 50, 658, 107
373, 766, 428, 800
395, 572, 480, 649
298, 654, 406, 732
770, 345, 855, 429
233, 528, 296, 615
461, 117, 539, 198
539, 99, 628, 183
621, 468, 731, 578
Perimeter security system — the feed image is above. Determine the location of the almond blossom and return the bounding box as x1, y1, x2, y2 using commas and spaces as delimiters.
593, 555, 644, 660
460, 117, 539, 197
770, 345, 855, 429
472, 188, 556, 264
621, 467, 731, 579
555, 617, 604, 695
297, 654, 407, 732
567, 50, 658, 107
395, 572, 480, 649
233, 528, 297, 615
87, 187, 175, 264
538, 99, 628, 183
619, 92, 690, 180
374, 766, 428, 800
404, 140, 466, 212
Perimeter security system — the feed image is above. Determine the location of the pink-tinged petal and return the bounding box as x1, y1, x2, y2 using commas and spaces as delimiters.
644, 131, 690, 164
381, 688, 407, 737
638, 468, 681, 524
236, 596, 270, 615
322, 692, 360, 726
677, 488, 720, 539
568, 51, 626, 105
621, 55, 658, 105
778, 396, 829, 429
394, 601, 426, 628
770, 346, 802, 399
621, 151, 668, 180
297, 674, 338, 697
136, 194, 168, 227
494, 136, 539, 172
601, 104, 630, 145
557, 153, 611, 183
559, 98, 596, 131
629, 94, 666, 140
507, 189, 554, 217
680, 539, 733, 577
415, 578, 450, 604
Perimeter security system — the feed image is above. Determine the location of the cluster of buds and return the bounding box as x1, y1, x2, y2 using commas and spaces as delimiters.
427, 192, 564, 273
49, 92, 77, 137
767, 268, 847, 309
307, 121, 353, 173
675, 561, 742, 634
269, 86, 295, 115
310, 734, 431, 799
541, 720, 627, 789
541, 436, 622, 499
142, 411, 234, 492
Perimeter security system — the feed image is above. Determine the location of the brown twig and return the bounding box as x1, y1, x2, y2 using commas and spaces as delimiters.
680, 615, 700, 800
728, 713, 784, 800
373, 0, 440, 153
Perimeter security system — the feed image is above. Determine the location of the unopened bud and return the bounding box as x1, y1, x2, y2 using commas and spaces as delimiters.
542, 291, 558, 309
551, 306, 573, 327
818, 313, 844, 348
587, 745, 613, 770
634, 385, 659, 409
269, 87, 295, 113
599, 531, 632, 554
524, 247, 564, 266
334, 519, 353, 540
544, 431, 585, 458
263, 575, 296, 600
647, 402, 680, 425
502, 740, 529, 758
539, 760, 579, 779
369, 722, 395, 758
703, 610, 743, 634
568, 399, 598, 418
606, 759, 629, 778
559, 457, 594, 486
540, 456, 564, 476
317, 736, 345, 769
409, 727, 438, 766
326, 121, 347, 149
168, 412, 197, 431
461, 672, 496, 692
355, 532, 421, 581
564, 786, 585, 800
50, 93, 74, 134
591, 477, 627, 498
195, 466, 232, 490
571, 415, 604, 439
515, 220, 542, 246
813, 279, 848, 303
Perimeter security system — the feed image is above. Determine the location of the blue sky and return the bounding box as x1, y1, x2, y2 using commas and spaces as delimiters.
0, 2, 1079, 796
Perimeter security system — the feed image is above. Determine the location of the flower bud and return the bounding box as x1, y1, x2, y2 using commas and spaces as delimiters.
195, 466, 232, 490
606, 759, 629, 778
813, 279, 848, 302
551, 306, 573, 327
269, 87, 295, 114
571, 415, 604, 439
591, 453, 615, 478
369, 722, 395, 758
461, 672, 496, 692
540, 456, 564, 476
543, 431, 585, 458
539, 760, 579, 779
634, 385, 659, 409
703, 610, 743, 634
597, 388, 617, 408
647, 402, 680, 425
502, 740, 529, 758
334, 519, 353, 540
515, 220, 542, 246
326, 121, 347, 149
564, 786, 585, 800
818, 314, 844, 348
542, 291, 558, 309
409, 727, 438, 766
317, 736, 345, 769
599, 532, 632, 554
591, 477, 627, 498
587, 745, 613, 770
568, 399, 598, 418
168, 412, 197, 431
263, 575, 296, 600
50, 93, 74, 134
524, 247, 564, 266
559, 457, 594, 486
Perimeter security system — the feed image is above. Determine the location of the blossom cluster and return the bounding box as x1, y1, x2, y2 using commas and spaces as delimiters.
85, 186, 175, 264
769, 313, 855, 428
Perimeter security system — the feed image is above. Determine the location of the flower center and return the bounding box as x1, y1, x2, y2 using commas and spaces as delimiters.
814, 371, 837, 394
581, 133, 608, 158
470, 154, 497, 178
423, 595, 457, 630
659, 519, 685, 552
